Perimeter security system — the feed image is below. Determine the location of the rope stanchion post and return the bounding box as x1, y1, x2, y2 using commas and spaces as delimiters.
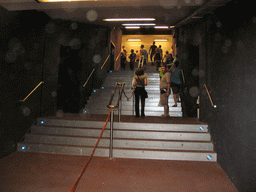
109, 108, 114, 159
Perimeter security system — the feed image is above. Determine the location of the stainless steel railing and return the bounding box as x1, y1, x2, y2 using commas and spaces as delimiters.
107, 82, 125, 158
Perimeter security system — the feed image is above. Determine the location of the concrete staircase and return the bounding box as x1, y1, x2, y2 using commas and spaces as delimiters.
83, 70, 183, 117
17, 68, 216, 162
17, 115, 216, 162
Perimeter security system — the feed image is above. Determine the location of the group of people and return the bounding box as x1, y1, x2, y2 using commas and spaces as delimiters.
121, 42, 175, 72
133, 60, 182, 118
120, 45, 148, 71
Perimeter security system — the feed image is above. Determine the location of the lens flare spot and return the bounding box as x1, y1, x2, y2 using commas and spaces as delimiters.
93, 54, 101, 63
22, 107, 31, 116
56, 110, 64, 118
189, 87, 200, 97
87, 10, 98, 22
45, 22, 56, 34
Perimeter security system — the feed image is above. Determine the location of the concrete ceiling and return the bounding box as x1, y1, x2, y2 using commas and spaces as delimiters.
0, 0, 233, 28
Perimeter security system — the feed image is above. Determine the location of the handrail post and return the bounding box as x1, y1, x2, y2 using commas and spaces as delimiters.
118, 85, 121, 122
132, 93, 135, 116
109, 108, 114, 159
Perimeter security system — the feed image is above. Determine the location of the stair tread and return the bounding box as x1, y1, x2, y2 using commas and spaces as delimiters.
32, 126, 209, 133
19, 142, 215, 153
26, 133, 213, 143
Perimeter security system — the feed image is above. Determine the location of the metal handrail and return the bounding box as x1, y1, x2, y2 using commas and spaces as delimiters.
20, 81, 44, 102
101, 55, 110, 70
115, 51, 121, 62
204, 84, 217, 108
107, 82, 125, 158
83, 68, 95, 87
138, 55, 144, 68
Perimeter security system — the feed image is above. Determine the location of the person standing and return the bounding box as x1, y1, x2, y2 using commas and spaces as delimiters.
149, 41, 157, 65
129, 49, 136, 71
154, 47, 161, 71
133, 68, 147, 118
159, 45, 163, 62
140, 44, 148, 68
170, 61, 181, 107
135, 50, 140, 68
159, 64, 171, 117
120, 49, 127, 70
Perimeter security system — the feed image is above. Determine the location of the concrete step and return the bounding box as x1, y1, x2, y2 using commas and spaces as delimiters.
29, 126, 209, 141
17, 117, 216, 162
17, 142, 216, 162
35, 118, 209, 132
23, 134, 213, 151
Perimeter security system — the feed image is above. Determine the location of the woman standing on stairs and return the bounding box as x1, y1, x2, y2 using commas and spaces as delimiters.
170, 61, 181, 107
133, 68, 147, 118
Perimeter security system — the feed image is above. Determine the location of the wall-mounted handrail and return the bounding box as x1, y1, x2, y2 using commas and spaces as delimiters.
20, 81, 44, 102
115, 51, 121, 62
204, 84, 217, 108
101, 55, 110, 70
83, 68, 95, 87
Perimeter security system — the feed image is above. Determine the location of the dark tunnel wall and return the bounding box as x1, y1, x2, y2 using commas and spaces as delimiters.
0, 9, 111, 159
177, 0, 256, 191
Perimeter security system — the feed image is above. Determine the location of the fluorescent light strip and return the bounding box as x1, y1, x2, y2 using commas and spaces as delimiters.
125, 26, 140, 29
154, 39, 168, 42
122, 23, 156, 26
128, 39, 141, 42
38, 0, 119, 2
154, 26, 169, 29
103, 18, 155, 22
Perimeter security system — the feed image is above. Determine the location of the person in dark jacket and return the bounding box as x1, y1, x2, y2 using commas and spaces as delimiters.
133, 68, 147, 117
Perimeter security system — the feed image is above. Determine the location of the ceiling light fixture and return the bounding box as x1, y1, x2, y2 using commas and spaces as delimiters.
125, 26, 140, 29
154, 39, 168, 42
36, 0, 111, 2
122, 23, 156, 26
103, 18, 155, 22
154, 26, 169, 29
128, 39, 141, 42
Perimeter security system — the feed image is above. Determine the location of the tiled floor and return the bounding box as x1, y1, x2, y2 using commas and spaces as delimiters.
0, 152, 238, 192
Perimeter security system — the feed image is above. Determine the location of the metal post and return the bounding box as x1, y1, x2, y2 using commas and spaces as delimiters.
119, 99, 121, 122
109, 109, 114, 159
132, 94, 135, 115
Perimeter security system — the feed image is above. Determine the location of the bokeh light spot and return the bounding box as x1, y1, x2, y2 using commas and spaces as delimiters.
222, 46, 228, 54
45, 22, 56, 34
216, 21, 222, 28
87, 10, 98, 22
225, 39, 232, 47
189, 87, 200, 97
195, 0, 204, 5
158, 0, 178, 8
71, 22, 78, 30
22, 107, 31, 116
52, 91, 57, 97
93, 54, 101, 63
56, 110, 64, 118
192, 69, 199, 76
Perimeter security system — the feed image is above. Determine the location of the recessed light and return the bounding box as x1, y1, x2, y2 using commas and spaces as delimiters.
103, 18, 155, 22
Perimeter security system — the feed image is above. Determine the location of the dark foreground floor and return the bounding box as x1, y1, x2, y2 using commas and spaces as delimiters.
0, 152, 238, 192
